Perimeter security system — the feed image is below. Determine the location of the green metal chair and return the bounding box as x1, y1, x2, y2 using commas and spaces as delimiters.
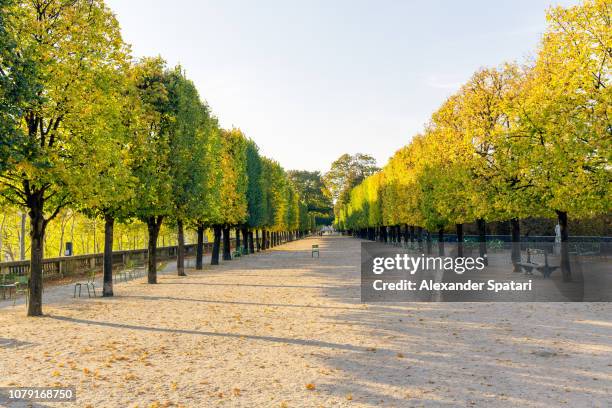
312, 244, 319, 258
1, 273, 17, 300
74, 271, 97, 298
13, 276, 28, 306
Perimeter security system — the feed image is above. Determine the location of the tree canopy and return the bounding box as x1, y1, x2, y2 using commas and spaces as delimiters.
337, 0, 611, 237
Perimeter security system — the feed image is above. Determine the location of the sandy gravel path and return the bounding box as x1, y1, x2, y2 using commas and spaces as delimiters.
0, 236, 610, 407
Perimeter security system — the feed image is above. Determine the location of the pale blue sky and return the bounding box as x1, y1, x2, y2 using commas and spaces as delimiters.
106, 0, 578, 172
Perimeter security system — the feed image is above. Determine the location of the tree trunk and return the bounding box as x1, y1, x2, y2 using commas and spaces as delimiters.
0, 215, 4, 262
27, 200, 45, 316
147, 216, 163, 284
177, 219, 186, 276
196, 224, 204, 270
235, 227, 241, 253
456, 223, 464, 257
103, 214, 114, 297
477, 218, 488, 265
222, 226, 231, 260
20, 211, 26, 261
92, 219, 97, 254
511, 218, 521, 272
211, 225, 221, 265
241, 227, 249, 254
438, 228, 445, 256
261, 229, 266, 250
556, 210, 571, 281
249, 230, 255, 253
417, 226, 423, 251
410, 225, 415, 243
255, 229, 260, 252
425, 230, 432, 254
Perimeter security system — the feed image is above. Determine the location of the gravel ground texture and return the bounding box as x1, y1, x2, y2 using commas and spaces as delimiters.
0, 236, 610, 407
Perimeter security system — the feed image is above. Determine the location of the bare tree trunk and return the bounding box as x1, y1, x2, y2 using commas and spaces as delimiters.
456, 223, 463, 257
241, 227, 249, 254
477, 218, 488, 265
196, 224, 204, 270
438, 228, 445, 256
103, 214, 114, 297
20, 211, 26, 261
70, 212, 75, 255
255, 229, 260, 251
556, 210, 571, 281
222, 226, 231, 260
58, 211, 70, 257
235, 226, 241, 253
211, 225, 221, 265
147, 216, 163, 284
511, 218, 521, 272
249, 230, 255, 253
0, 214, 5, 262
417, 226, 424, 251
177, 219, 186, 276
93, 219, 97, 254
27, 196, 46, 316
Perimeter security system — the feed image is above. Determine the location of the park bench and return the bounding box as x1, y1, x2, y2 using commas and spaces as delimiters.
516, 248, 558, 278
312, 244, 319, 258
74, 271, 97, 298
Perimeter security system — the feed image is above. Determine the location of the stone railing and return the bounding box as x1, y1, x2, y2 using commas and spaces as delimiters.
0, 240, 236, 280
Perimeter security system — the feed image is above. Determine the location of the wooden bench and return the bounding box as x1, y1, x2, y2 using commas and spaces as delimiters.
312, 244, 319, 258
516, 248, 558, 278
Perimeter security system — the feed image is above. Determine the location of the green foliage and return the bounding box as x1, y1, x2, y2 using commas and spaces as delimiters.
0, 0, 40, 174
324, 153, 379, 206
288, 170, 333, 226
287, 170, 332, 213
164, 67, 213, 224
217, 128, 248, 226
245, 140, 266, 228
338, 0, 611, 232
0, 0, 130, 215
129, 58, 174, 224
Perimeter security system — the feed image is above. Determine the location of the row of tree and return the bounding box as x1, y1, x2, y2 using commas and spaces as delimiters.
337, 0, 610, 268
0, 0, 313, 316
